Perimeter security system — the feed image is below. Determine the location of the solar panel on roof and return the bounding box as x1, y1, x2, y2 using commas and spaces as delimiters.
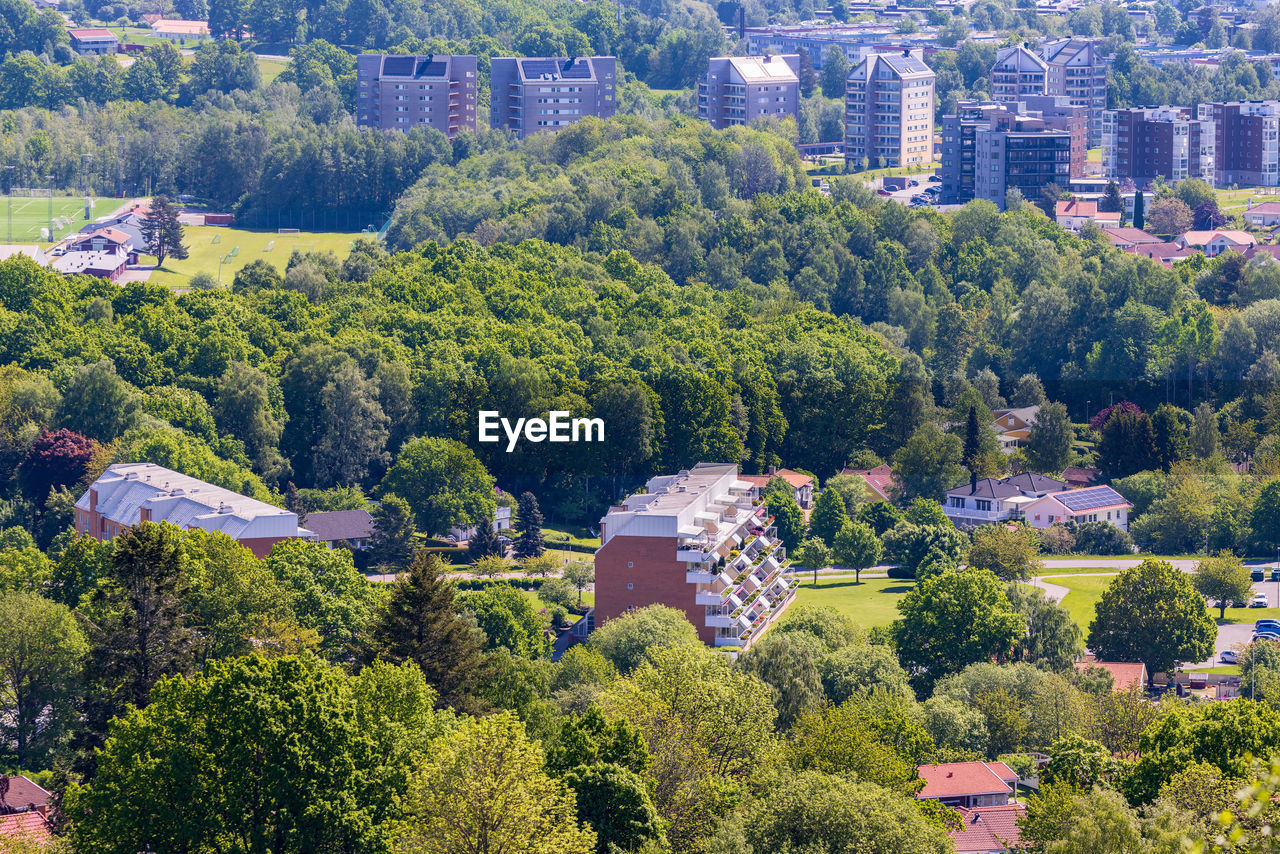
521, 59, 562, 79
560, 59, 592, 78
1056, 487, 1125, 512
416, 59, 447, 77
382, 56, 415, 76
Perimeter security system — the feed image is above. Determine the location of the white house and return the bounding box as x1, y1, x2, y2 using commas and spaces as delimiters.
1176, 230, 1256, 257
1055, 200, 1120, 233
1023, 484, 1132, 531
1245, 201, 1280, 228
448, 506, 513, 542
943, 473, 1069, 528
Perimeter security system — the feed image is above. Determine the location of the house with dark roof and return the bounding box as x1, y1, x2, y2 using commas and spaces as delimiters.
917, 761, 1019, 808
1125, 241, 1196, 267
306, 509, 374, 550
1023, 484, 1132, 531
943, 473, 1069, 527
1101, 227, 1162, 249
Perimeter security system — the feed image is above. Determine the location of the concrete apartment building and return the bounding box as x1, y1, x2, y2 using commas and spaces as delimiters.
990, 45, 1048, 102
356, 55, 478, 136
698, 55, 800, 130
1101, 106, 1215, 188
74, 463, 312, 558
845, 49, 936, 170
941, 96, 1086, 206
67, 28, 118, 55
490, 56, 617, 139
595, 463, 798, 649
1041, 38, 1108, 146
1199, 100, 1280, 186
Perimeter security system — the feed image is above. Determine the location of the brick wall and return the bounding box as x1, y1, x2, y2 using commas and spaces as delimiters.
595, 535, 712, 644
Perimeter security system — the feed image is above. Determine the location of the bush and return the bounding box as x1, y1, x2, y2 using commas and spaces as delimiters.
1069, 522, 1133, 556
1040, 525, 1076, 555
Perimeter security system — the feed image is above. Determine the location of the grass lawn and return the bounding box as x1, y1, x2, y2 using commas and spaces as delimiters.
543, 524, 600, 549
1217, 186, 1269, 212
148, 225, 362, 288
1086, 147, 1102, 163
1050, 575, 1114, 630
1185, 664, 1241, 675
0, 195, 121, 247
1217, 606, 1280, 625
1034, 566, 1124, 577
794, 576, 917, 628
257, 56, 291, 85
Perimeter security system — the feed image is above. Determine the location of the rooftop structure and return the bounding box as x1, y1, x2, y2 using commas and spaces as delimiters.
944, 473, 1070, 528
67, 27, 118, 54
356, 54, 478, 137
845, 49, 935, 170
698, 55, 800, 130
490, 56, 616, 139
991, 45, 1048, 102
917, 762, 1019, 808
1023, 485, 1133, 531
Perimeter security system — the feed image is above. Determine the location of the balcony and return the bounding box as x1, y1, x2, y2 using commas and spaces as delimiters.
686, 570, 717, 584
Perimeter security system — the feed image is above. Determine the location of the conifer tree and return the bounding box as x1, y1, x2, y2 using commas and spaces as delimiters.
962, 406, 982, 489
468, 516, 504, 561
140, 195, 189, 266
370, 494, 415, 572
513, 492, 545, 560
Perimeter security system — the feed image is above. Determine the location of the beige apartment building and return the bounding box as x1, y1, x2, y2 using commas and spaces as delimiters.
845, 49, 936, 170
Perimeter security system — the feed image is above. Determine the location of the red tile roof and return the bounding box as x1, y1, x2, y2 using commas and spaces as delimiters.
1102, 227, 1162, 247
68, 27, 116, 38
0, 811, 50, 842
841, 464, 896, 501
951, 804, 1026, 853
917, 762, 1016, 800
1061, 466, 1098, 487
1074, 660, 1147, 690
1056, 199, 1097, 217
740, 468, 812, 490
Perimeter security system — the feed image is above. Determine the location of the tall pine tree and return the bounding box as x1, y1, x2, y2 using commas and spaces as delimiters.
1133, 190, 1145, 231
468, 516, 503, 561
370, 494, 416, 572
513, 492, 545, 560
362, 551, 488, 711
962, 406, 982, 489
140, 195, 189, 267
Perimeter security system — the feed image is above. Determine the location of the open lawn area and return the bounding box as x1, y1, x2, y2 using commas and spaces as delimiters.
149, 225, 363, 289
1086, 147, 1102, 163
794, 576, 916, 628
257, 56, 291, 85
1, 195, 120, 247
543, 524, 600, 549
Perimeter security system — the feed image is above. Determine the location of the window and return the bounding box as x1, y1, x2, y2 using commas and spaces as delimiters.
975, 499, 992, 512
950, 497, 964, 508
627, 561, 633, 568
626, 583, 633, 590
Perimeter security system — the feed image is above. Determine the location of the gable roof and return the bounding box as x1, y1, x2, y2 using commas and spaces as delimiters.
1074, 660, 1147, 689
305, 509, 374, 543
991, 406, 1040, 430
0, 811, 50, 841
68, 27, 117, 39
740, 468, 812, 491
1247, 201, 1280, 215
1102, 227, 1162, 247
1031, 484, 1131, 515
1126, 242, 1196, 264
951, 804, 1026, 854
150, 18, 210, 34
946, 472, 1068, 500
918, 762, 1018, 799
1246, 245, 1280, 261
1179, 229, 1256, 247
1061, 466, 1098, 486
0, 777, 50, 812
1056, 199, 1097, 217
842, 464, 896, 501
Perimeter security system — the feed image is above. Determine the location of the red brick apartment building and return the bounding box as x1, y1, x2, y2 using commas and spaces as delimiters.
595, 463, 798, 649
75, 463, 312, 557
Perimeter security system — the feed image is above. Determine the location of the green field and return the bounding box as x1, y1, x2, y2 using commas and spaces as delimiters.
1086, 147, 1102, 163
793, 576, 917, 628
257, 56, 291, 85
0, 195, 120, 247
149, 225, 363, 288
1048, 572, 1280, 630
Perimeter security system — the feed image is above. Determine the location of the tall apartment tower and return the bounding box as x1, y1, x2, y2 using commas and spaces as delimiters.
698, 54, 801, 130
489, 56, 617, 139
990, 45, 1048, 102
844, 49, 936, 170
941, 96, 1086, 207
1041, 39, 1107, 147
1101, 106, 1215, 188
594, 463, 797, 650
1200, 101, 1280, 187
355, 54, 478, 136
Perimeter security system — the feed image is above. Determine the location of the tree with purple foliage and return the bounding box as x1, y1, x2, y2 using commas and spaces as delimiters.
18, 428, 96, 502
1089, 401, 1142, 433
1193, 200, 1227, 231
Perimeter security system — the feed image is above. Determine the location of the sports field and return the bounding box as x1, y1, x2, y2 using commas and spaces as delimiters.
148, 226, 365, 289
0, 195, 121, 247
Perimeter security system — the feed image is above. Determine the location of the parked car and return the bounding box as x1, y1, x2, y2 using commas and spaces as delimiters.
927, 175, 941, 182
1252, 594, 1269, 608
1222, 650, 1239, 664
1271, 567, 1279, 581
1256, 631, 1280, 642
876, 189, 892, 197
907, 179, 918, 187
1257, 619, 1280, 631
1253, 569, 1266, 582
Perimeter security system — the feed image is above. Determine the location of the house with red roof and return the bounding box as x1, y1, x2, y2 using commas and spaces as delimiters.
1023, 484, 1132, 531
950, 804, 1026, 854
1061, 466, 1098, 488
917, 761, 1019, 808
68, 27, 118, 54
738, 466, 814, 508
1101, 227, 1162, 249
1055, 200, 1120, 232
1175, 230, 1257, 257
1074, 660, 1147, 690
0, 810, 51, 845
1125, 240, 1196, 267
840, 464, 897, 502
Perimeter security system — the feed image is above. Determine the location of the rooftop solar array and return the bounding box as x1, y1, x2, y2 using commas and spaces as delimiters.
521, 59, 562, 78
560, 59, 593, 78
416, 59, 447, 77
1055, 486, 1127, 512
382, 56, 415, 76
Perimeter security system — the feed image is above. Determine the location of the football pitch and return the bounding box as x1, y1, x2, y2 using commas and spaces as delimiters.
0, 195, 121, 246
148, 226, 365, 289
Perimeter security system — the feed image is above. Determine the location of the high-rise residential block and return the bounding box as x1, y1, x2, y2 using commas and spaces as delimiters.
1041, 39, 1108, 147
355, 54, 478, 136
990, 45, 1047, 102
1101, 106, 1215, 188
844, 49, 936, 170
1199, 100, 1280, 186
940, 96, 1086, 207
698, 55, 800, 130
594, 463, 797, 649
489, 56, 617, 139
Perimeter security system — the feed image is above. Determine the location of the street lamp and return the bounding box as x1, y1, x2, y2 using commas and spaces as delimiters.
5, 166, 14, 245
45, 174, 53, 245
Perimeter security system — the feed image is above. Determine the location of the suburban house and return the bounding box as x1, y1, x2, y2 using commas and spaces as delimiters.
68, 27, 119, 54
305, 509, 374, 550
75, 463, 313, 558
990, 406, 1040, 452
595, 463, 797, 649
448, 506, 512, 542
1245, 200, 1280, 228
739, 466, 814, 509
0, 775, 53, 845
1175, 229, 1257, 257
0, 812, 50, 845
1074, 659, 1148, 690
917, 761, 1019, 808
1061, 466, 1099, 488
1054, 199, 1120, 232
1124, 241, 1197, 266
1023, 484, 1132, 531
149, 18, 211, 41
65, 227, 141, 263
943, 473, 1069, 528
950, 805, 1027, 854
50, 248, 129, 281
1247, 245, 1280, 262
841, 463, 897, 502
1101, 227, 1162, 249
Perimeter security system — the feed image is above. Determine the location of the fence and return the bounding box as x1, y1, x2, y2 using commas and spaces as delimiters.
234, 207, 392, 232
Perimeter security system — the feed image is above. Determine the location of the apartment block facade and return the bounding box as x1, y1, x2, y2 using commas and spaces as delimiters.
355, 54, 478, 136
1042, 39, 1108, 146
698, 55, 800, 130
990, 45, 1048, 102
595, 463, 798, 649
1200, 100, 1280, 186
845, 49, 936, 170
941, 97, 1085, 207
490, 56, 617, 139
1101, 106, 1215, 188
